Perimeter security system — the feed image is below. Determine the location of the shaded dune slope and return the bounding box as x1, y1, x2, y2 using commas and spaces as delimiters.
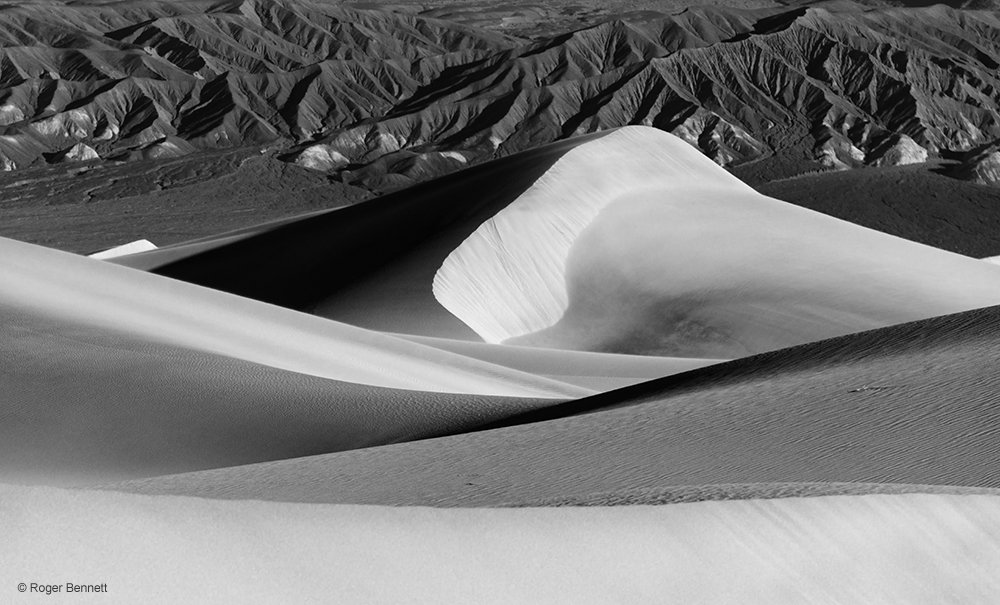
0, 237, 583, 396
118, 131, 618, 339
1, 313, 560, 486
750, 163, 1000, 257
0, 235, 602, 486
115, 303, 1000, 505
514, 482, 1000, 506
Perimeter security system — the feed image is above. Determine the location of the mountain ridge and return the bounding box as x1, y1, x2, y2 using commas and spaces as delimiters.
1, 0, 999, 193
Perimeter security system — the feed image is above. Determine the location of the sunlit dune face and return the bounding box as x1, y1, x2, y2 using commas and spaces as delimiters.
433, 127, 759, 347
508, 185, 1000, 357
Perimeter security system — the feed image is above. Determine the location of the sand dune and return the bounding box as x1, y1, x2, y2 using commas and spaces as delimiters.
0, 314, 572, 485
438, 128, 1000, 356
5, 487, 1000, 603
117, 304, 1000, 505
5, 2, 1000, 600
0, 236, 583, 398
116, 127, 1000, 360
399, 333, 722, 389
0, 236, 604, 485
123, 133, 616, 342
515, 482, 1000, 507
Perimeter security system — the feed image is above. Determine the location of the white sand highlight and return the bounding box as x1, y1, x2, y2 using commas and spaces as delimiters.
88, 239, 157, 260
435, 126, 1000, 356
0, 236, 586, 398
4, 487, 1000, 603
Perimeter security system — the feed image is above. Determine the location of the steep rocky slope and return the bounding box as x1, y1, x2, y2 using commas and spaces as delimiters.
2, 0, 1000, 193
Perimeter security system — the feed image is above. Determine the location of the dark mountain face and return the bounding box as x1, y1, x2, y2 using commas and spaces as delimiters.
2, 1, 999, 177
1, 0, 999, 234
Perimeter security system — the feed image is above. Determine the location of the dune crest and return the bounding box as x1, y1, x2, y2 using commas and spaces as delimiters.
434, 127, 753, 344
436, 127, 1000, 357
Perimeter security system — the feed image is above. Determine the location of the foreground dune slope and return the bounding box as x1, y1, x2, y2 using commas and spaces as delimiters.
0, 314, 572, 486
118, 304, 1000, 504
4, 488, 1000, 604
126, 127, 1000, 358
0, 236, 603, 485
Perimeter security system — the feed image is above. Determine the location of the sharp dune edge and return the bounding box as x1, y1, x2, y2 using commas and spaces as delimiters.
4, 489, 1000, 603
115, 302, 1000, 505
437, 127, 1000, 356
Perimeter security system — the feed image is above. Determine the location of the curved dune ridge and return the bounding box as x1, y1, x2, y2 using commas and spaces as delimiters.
435, 127, 1000, 357
0, 236, 583, 398
0, 309, 573, 485
397, 333, 723, 390
122, 127, 1000, 360
115, 303, 1000, 505
4, 488, 1000, 603
432, 127, 758, 344
0, 235, 606, 485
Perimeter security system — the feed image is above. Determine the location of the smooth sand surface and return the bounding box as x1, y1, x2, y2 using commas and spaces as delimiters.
116, 304, 1000, 504
0, 236, 585, 398
0, 310, 570, 485
400, 333, 723, 389
0, 236, 609, 485
438, 128, 1000, 356
4, 487, 1000, 604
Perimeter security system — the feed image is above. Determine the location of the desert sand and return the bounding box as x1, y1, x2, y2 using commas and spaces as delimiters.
115, 302, 1000, 505
399, 333, 723, 389
114, 128, 1000, 362
438, 128, 1000, 356
0, 236, 582, 397
0, 235, 606, 485
4, 487, 1000, 603
5, 117, 1000, 602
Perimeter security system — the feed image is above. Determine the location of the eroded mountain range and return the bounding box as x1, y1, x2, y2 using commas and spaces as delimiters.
2, 0, 1000, 191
